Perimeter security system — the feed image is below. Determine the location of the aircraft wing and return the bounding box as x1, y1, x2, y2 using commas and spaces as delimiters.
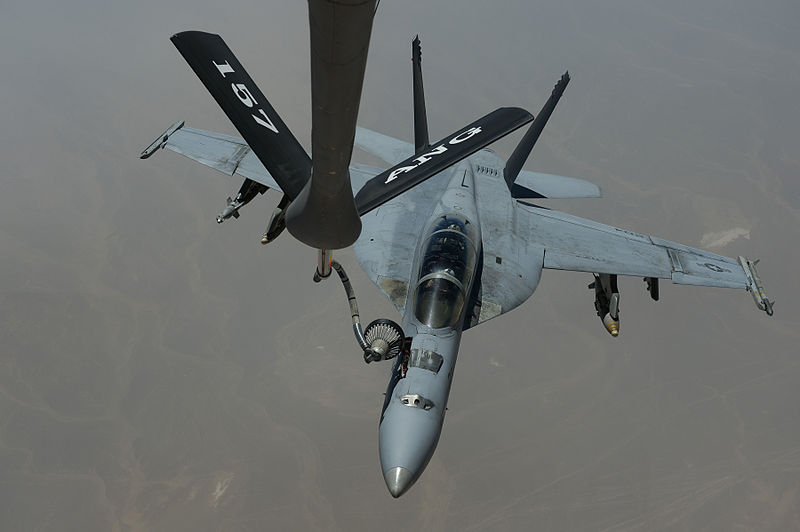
142, 121, 424, 311
354, 126, 414, 166
517, 203, 751, 288
140, 121, 382, 193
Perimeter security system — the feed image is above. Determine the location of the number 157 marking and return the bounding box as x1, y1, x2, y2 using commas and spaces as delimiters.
214, 60, 279, 134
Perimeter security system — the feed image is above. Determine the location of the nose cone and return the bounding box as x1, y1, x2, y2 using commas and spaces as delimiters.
383, 466, 415, 498
379, 400, 443, 497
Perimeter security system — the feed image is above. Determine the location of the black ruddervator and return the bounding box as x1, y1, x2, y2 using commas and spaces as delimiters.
170, 32, 311, 201
170, 31, 534, 226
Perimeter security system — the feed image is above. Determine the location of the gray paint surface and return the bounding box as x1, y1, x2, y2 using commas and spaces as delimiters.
1, 0, 799, 530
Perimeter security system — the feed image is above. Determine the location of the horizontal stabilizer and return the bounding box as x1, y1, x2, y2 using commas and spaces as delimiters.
355, 107, 533, 215
354, 127, 414, 165
171, 31, 311, 200
512, 170, 601, 199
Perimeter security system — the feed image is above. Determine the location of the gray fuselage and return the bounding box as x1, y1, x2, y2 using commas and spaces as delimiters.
379, 161, 482, 497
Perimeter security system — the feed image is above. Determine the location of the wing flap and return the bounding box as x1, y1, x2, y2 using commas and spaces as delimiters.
544, 248, 670, 278
166, 127, 250, 175
659, 243, 747, 289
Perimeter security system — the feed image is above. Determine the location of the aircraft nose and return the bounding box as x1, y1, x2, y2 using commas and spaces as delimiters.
379, 400, 443, 497
383, 466, 414, 498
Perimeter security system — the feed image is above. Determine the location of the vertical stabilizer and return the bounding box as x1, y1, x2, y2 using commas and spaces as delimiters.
504, 72, 570, 188
412, 36, 430, 154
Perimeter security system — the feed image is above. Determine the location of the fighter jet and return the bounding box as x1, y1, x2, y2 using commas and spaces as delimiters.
141, 33, 773, 497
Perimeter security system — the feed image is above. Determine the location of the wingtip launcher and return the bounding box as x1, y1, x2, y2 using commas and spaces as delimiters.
139, 120, 185, 159
738, 256, 774, 316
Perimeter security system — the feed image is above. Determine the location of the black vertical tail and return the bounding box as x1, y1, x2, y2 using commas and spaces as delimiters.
504, 72, 570, 188
412, 36, 430, 154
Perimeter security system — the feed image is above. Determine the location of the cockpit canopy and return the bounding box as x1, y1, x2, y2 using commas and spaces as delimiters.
413, 215, 478, 328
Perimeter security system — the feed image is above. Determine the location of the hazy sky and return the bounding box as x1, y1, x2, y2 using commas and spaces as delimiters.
1, 1, 799, 530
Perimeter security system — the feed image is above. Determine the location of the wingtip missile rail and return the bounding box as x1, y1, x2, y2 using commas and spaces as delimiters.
140, 121, 185, 159
738, 256, 774, 316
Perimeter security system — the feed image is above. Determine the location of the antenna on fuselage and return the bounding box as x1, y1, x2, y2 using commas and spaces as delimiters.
412, 35, 430, 154
503, 71, 570, 188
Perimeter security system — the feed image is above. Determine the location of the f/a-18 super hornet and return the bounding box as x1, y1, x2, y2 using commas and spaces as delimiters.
141, 28, 773, 497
